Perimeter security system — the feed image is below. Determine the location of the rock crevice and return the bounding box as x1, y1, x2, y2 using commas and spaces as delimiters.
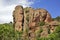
13, 5, 59, 40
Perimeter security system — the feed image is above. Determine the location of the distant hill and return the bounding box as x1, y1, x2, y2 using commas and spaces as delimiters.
52, 16, 60, 22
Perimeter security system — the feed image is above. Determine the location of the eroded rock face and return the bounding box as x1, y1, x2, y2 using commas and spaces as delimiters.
13, 5, 24, 31
34, 9, 52, 23
13, 5, 59, 40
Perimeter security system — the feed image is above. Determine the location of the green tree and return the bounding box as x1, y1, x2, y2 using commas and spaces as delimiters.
0, 23, 23, 40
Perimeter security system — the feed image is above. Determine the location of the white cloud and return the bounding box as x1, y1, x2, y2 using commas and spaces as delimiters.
0, 0, 34, 24
18, 0, 34, 7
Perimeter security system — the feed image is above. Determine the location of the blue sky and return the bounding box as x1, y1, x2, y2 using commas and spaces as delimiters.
31, 0, 60, 18
0, 0, 60, 23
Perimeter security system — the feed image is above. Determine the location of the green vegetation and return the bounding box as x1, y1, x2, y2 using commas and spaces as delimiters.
0, 23, 23, 40
36, 25, 60, 40
38, 21, 45, 26
47, 25, 60, 40
52, 16, 60, 22
0, 24, 60, 40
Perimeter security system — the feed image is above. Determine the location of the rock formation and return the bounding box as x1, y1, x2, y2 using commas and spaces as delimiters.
13, 5, 59, 40
13, 5, 24, 32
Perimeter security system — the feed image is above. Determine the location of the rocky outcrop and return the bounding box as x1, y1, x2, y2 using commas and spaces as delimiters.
13, 5, 24, 32
13, 5, 59, 40
49, 21, 59, 33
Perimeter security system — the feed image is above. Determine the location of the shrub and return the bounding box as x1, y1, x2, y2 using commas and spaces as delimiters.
38, 21, 45, 26
0, 23, 23, 40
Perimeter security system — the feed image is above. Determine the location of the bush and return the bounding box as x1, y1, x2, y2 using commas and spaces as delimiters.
0, 23, 60, 40
54, 25, 60, 33
38, 21, 45, 26
0, 23, 23, 40
47, 25, 60, 40
37, 37, 49, 40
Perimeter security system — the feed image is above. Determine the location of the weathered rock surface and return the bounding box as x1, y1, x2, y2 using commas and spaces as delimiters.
13, 5, 59, 40
13, 5, 24, 31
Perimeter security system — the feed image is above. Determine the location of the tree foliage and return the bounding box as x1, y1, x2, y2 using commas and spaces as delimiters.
38, 21, 45, 26
52, 16, 60, 22
0, 23, 23, 40
0, 23, 60, 40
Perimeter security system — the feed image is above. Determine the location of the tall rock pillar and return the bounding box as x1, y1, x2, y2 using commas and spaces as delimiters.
13, 5, 24, 32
